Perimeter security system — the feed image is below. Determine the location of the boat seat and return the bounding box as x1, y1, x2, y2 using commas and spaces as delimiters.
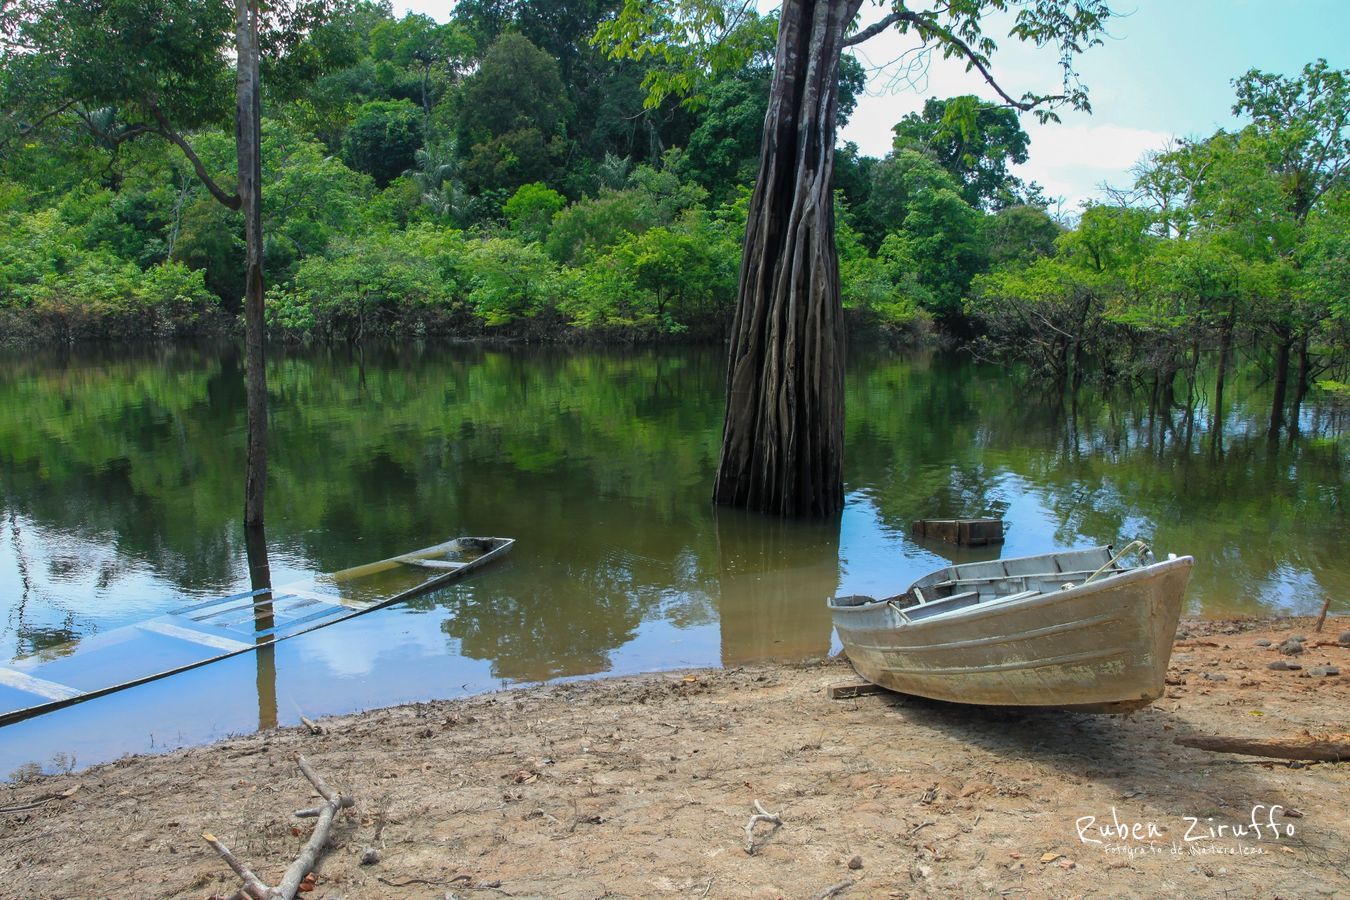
403, 559, 467, 570
908, 590, 981, 621
988, 588, 1041, 605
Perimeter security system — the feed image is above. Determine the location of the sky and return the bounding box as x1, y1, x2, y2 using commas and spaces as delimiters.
401, 1, 1348, 208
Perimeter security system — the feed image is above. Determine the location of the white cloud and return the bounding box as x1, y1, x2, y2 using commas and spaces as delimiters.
1014, 122, 1174, 207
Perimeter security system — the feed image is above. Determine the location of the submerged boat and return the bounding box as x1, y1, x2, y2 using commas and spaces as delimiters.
828, 544, 1193, 713
0, 536, 514, 727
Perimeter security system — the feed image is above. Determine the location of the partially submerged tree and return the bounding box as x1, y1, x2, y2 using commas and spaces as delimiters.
598, 0, 1114, 516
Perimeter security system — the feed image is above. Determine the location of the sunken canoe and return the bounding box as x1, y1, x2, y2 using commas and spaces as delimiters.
0, 536, 514, 727
828, 545, 1193, 713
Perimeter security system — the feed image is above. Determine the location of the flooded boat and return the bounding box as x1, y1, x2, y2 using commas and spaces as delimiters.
0, 536, 514, 726
828, 544, 1193, 713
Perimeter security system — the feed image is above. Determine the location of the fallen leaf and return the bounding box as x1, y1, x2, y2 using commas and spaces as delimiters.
1040, 852, 1062, 863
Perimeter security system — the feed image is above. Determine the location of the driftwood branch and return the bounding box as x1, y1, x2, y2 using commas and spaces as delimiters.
812, 880, 855, 900
204, 755, 354, 899
202, 831, 269, 900
743, 799, 782, 855
1313, 596, 1331, 632
1176, 732, 1350, 762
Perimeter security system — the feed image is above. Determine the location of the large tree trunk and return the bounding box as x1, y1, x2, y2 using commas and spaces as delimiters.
236, 0, 267, 527
713, 0, 861, 518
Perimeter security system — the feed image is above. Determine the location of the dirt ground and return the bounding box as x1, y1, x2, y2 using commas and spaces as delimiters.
1, 615, 1347, 899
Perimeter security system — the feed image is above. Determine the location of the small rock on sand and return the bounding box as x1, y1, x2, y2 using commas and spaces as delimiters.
1307, 666, 1339, 678
1202, 673, 1228, 682
1255, 639, 1272, 647
1278, 639, 1305, 656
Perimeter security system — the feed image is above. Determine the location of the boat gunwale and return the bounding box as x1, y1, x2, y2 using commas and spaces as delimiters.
828, 554, 1194, 631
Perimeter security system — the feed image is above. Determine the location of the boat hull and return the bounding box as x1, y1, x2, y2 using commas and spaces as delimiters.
830, 556, 1193, 713
0, 536, 514, 727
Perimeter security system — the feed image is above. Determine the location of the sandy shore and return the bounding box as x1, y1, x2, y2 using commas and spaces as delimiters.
1, 615, 1347, 899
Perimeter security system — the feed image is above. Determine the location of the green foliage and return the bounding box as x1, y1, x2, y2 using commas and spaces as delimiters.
592, 0, 776, 111
984, 204, 1061, 267
0, 198, 221, 337
458, 33, 569, 143
836, 212, 930, 336
268, 225, 470, 338
559, 202, 739, 334
370, 14, 475, 112
892, 95, 1032, 209
342, 99, 423, 187
545, 163, 707, 265
2, 0, 1339, 372
503, 183, 567, 244
464, 237, 564, 326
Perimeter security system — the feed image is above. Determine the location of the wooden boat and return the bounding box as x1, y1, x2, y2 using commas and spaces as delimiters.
828, 544, 1193, 713
0, 536, 514, 727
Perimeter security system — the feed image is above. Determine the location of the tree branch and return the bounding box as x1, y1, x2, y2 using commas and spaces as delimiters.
843, 9, 1069, 113
842, 10, 909, 47
0, 99, 81, 152
146, 101, 241, 210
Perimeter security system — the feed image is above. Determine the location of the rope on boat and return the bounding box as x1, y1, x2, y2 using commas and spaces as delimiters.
1079, 540, 1152, 587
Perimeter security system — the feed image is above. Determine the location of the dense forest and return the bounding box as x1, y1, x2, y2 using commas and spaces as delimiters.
0, 2, 1346, 412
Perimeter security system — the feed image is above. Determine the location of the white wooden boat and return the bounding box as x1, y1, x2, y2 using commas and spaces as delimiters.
828, 544, 1193, 713
0, 536, 514, 727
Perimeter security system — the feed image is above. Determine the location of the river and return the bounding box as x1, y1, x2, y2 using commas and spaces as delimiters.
0, 343, 1344, 774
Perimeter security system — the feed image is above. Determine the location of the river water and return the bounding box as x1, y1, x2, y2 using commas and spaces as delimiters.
0, 344, 1345, 774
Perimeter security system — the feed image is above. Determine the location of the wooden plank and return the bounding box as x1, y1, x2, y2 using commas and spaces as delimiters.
404, 559, 467, 570
913, 518, 1004, 546
828, 682, 887, 700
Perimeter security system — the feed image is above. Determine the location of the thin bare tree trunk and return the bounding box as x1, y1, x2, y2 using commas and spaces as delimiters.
1268, 328, 1291, 440
1289, 331, 1310, 435
236, 0, 267, 527
713, 0, 861, 518
1211, 297, 1235, 450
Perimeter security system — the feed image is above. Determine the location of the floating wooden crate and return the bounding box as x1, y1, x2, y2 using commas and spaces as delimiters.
912, 518, 1004, 546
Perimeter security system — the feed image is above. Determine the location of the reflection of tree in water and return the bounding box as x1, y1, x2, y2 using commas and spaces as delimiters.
245, 523, 277, 731
714, 509, 839, 665
1, 341, 1346, 656
847, 352, 1346, 611
439, 569, 649, 683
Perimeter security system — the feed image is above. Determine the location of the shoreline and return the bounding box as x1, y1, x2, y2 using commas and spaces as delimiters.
1, 615, 1346, 898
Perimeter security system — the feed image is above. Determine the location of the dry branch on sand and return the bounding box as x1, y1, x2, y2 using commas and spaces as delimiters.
743, 799, 782, 855
204, 755, 354, 900
1176, 731, 1350, 761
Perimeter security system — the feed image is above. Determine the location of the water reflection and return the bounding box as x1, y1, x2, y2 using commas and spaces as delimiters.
245, 524, 277, 732
714, 509, 838, 665
0, 343, 1345, 768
